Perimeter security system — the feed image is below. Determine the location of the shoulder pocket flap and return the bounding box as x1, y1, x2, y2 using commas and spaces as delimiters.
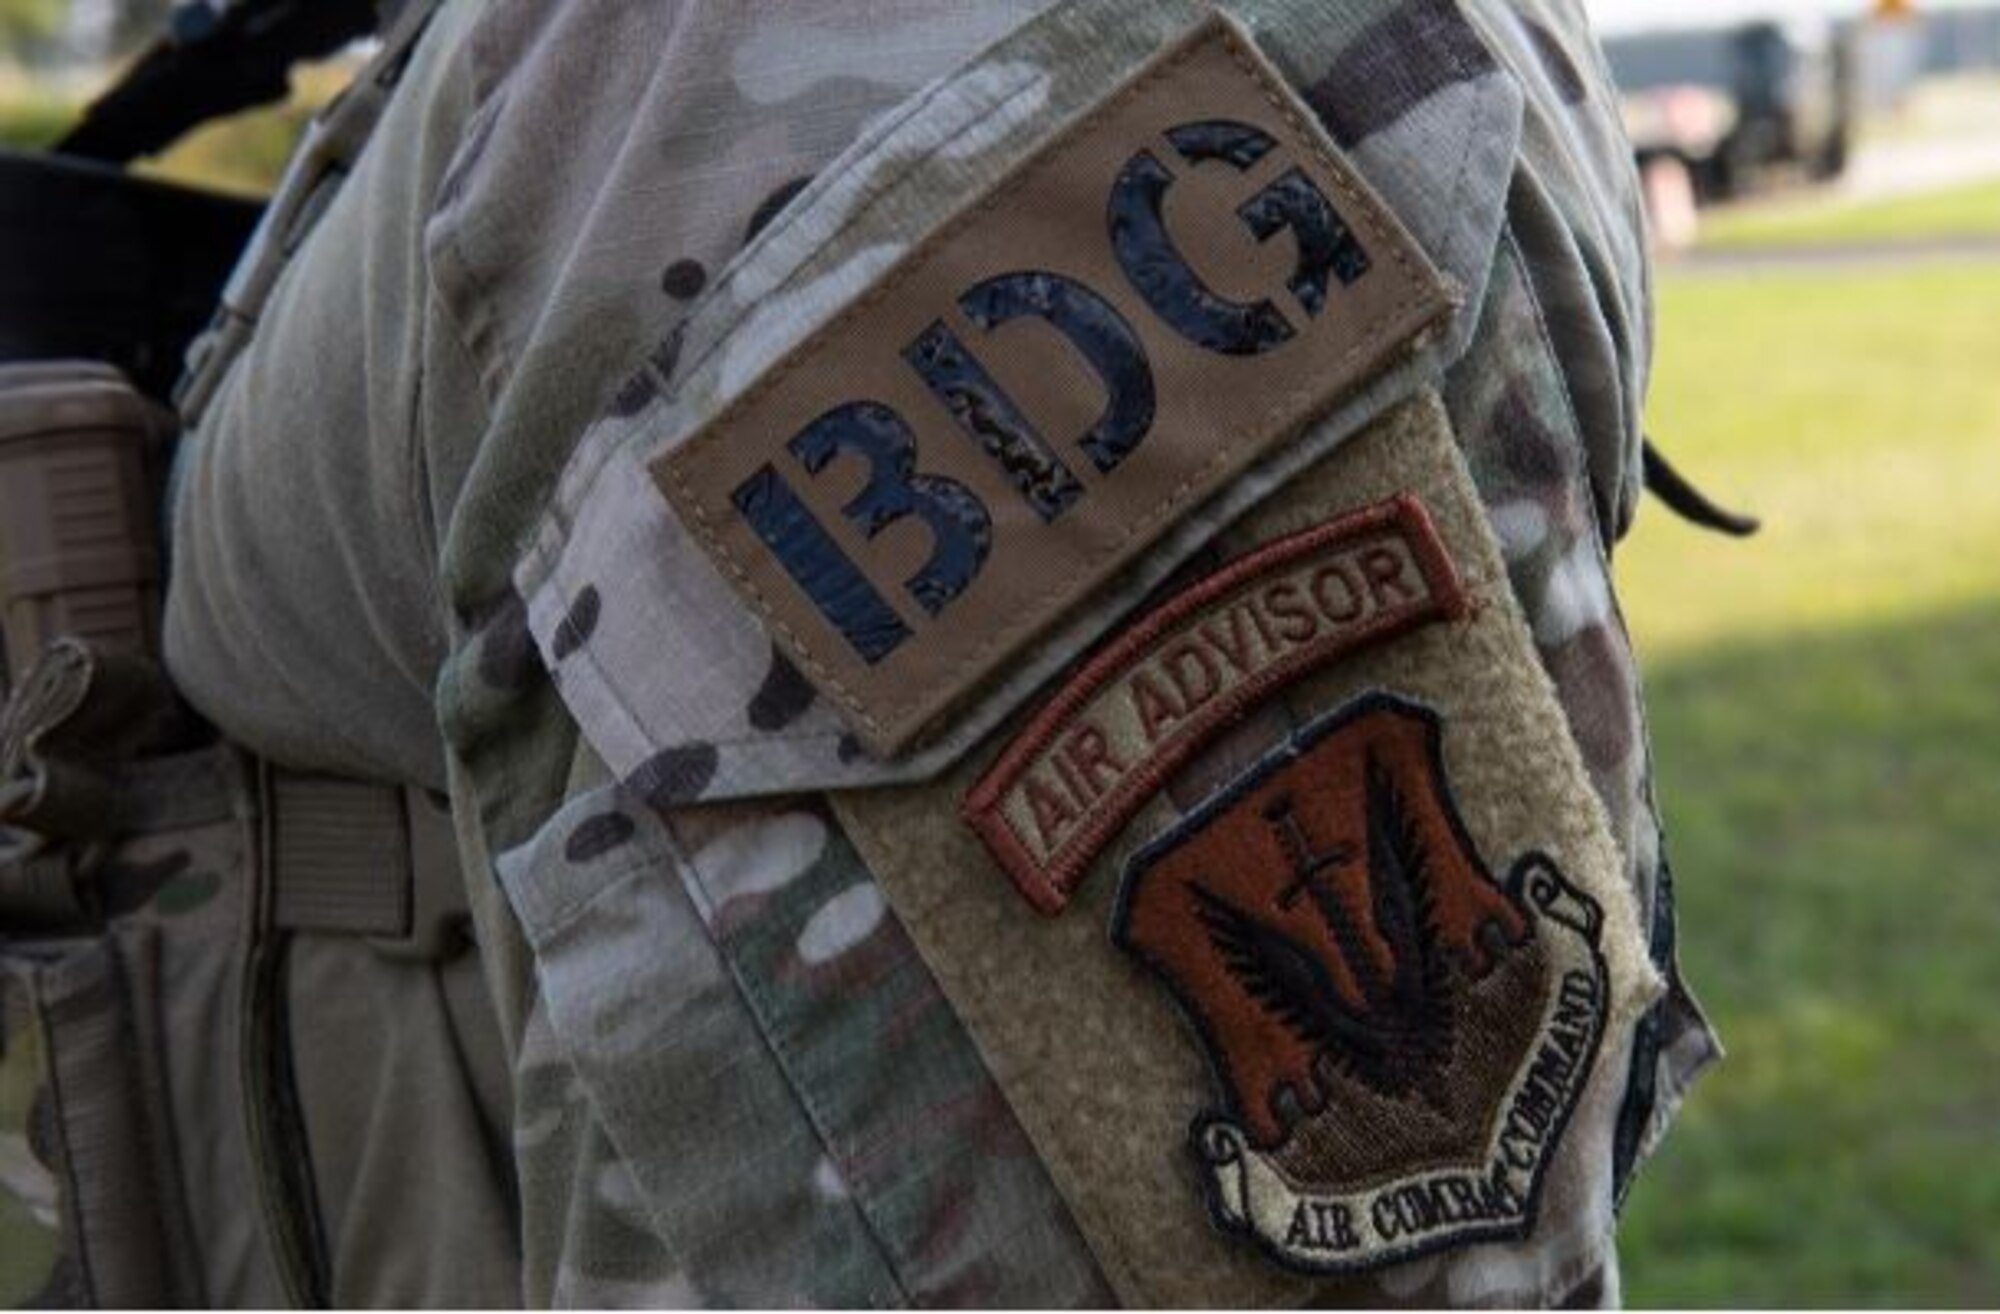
515, 0, 1522, 804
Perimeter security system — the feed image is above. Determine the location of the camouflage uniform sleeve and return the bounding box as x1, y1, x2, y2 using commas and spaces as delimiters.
148, 0, 1122, 1303
471, 755, 1112, 1305
416, 2, 1115, 1304
414, 0, 1716, 1305
1439, 0, 1721, 1202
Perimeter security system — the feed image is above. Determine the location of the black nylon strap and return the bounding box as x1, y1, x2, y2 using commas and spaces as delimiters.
1642, 437, 1760, 538
55, 0, 380, 166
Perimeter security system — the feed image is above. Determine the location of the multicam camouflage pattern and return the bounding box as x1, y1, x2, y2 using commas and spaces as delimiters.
1443, 226, 1718, 1203
156, 0, 1717, 1304
0, 748, 281, 1308
0, 931, 66, 1308
496, 786, 1110, 1305
499, 0, 1712, 1294
175, 1, 1114, 1302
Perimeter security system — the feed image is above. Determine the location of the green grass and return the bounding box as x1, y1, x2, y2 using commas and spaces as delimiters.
1620, 264, 2000, 656
1617, 262, 2000, 1304
0, 90, 71, 151
1700, 178, 2000, 250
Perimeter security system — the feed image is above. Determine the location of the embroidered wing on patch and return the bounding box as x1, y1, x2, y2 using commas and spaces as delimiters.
1111, 693, 1608, 1274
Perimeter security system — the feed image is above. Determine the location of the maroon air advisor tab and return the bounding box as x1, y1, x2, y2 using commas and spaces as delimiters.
963, 495, 1466, 913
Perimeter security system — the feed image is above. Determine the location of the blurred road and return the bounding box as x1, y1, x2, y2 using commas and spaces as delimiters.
1839, 133, 2000, 203
1676, 232, 2000, 272
1669, 75, 2000, 274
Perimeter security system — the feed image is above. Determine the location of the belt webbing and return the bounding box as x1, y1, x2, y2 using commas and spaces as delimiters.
247, 768, 466, 1310
1, 637, 467, 955
1, 753, 470, 957
262, 766, 468, 960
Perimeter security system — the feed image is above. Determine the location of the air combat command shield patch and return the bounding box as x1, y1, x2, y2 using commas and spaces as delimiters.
1111, 693, 1608, 1273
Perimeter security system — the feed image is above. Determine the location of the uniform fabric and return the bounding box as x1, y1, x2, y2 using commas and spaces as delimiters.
162, 0, 1716, 1304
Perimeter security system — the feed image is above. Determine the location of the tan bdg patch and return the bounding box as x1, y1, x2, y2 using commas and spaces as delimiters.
963, 497, 1467, 913
652, 14, 1452, 757
830, 393, 1659, 1305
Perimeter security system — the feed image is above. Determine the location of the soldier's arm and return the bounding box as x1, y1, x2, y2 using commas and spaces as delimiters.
160, 0, 1716, 1303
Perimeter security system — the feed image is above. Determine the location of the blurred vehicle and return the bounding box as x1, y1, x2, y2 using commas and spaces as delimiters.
1608, 16, 1859, 204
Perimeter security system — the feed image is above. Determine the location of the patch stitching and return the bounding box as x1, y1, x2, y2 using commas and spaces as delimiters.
1109, 693, 1610, 1275
656, 14, 1442, 749
962, 495, 1467, 913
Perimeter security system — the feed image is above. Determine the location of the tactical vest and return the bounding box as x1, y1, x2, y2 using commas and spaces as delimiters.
0, 7, 455, 1304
